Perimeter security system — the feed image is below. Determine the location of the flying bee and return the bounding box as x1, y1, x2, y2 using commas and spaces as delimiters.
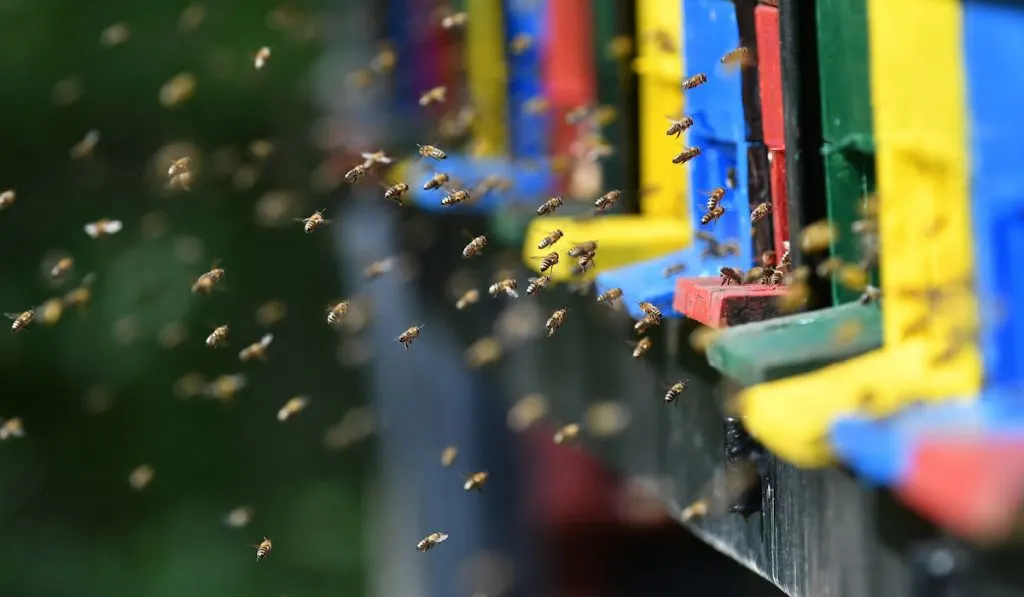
417, 144, 447, 160
254, 46, 271, 70
297, 209, 330, 233
455, 289, 480, 310
327, 300, 349, 326
461, 232, 487, 259
537, 229, 564, 250
681, 73, 708, 90
673, 146, 701, 165
488, 278, 518, 299
364, 257, 395, 280
238, 333, 274, 362
383, 182, 410, 204
553, 423, 580, 444
750, 202, 772, 224
5, 309, 33, 332
168, 157, 192, 179
63, 273, 96, 309
397, 324, 425, 350
665, 115, 694, 138
859, 285, 881, 305
419, 86, 447, 107
0, 417, 24, 440
463, 471, 489, 492
720, 267, 744, 285
566, 105, 594, 125
767, 266, 785, 286
129, 464, 155, 491
631, 337, 652, 359
594, 189, 622, 213
596, 287, 623, 305
423, 172, 449, 190
537, 196, 564, 216
721, 46, 754, 71
50, 256, 75, 280
192, 266, 225, 294
441, 11, 468, 29
815, 257, 844, 278
255, 537, 273, 562
664, 379, 689, 405
441, 188, 471, 207
203, 373, 248, 402
635, 315, 659, 335
36, 298, 62, 326
361, 149, 393, 166
638, 302, 662, 322
701, 205, 725, 226
0, 189, 15, 211
205, 324, 229, 347
800, 220, 835, 254
277, 395, 310, 422
417, 532, 449, 552
545, 308, 567, 338
344, 163, 369, 183
509, 33, 532, 55
573, 252, 596, 275
568, 241, 598, 257
526, 274, 552, 296
441, 445, 458, 467
532, 252, 559, 273
663, 263, 686, 277
705, 187, 726, 211
84, 218, 123, 239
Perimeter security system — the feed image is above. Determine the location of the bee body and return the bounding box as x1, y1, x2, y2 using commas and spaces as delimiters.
0, 189, 15, 211
168, 157, 192, 179
455, 289, 480, 310
553, 423, 580, 444
327, 301, 349, 326
206, 324, 229, 347
417, 144, 447, 160
299, 210, 330, 233
673, 146, 701, 165
665, 115, 694, 138
191, 267, 225, 294
488, 278, 518, 299
632, 337, 652, 359
537, 229, 564, 250
441, 189, 471, 207
463, 471, 489, 492
277, 396, 310, 422
397, 324, 425, 350
572, 252, 596, 276
526, 275, 552, 295
254, 46, 271, 70
63, 273, 96, 309
721, 46, 753, 69
537, 196, 563, 216
418, 86, 447, 107
681, 73, 708, 90
665, 380, 689, 405
364, 257, 395, 280
417, 532, 449, 552
706, 187, 726, 211
84, 219, 123, 239
462, 235, 487, 258
0, 417, 24, 440
596, 287, 623, 304
701, 205, 725, 226
384, 182, 410, 204
750, 202, 772, 224
6, 310, 34, 333
345, 164, 369, 183
238, 333, 274, 362
720, 267, 744, 285
534, 252, 559, 273
256, 538, 273, 562
545, 308, 567, 338
638, 301, 662, 322
859, 285, 881, 305
50, 257, 75, 280
568, 241, 598, 258
441, 445, 458, 467
634, 315, 660, 335
423, 173, 449, 190
441, 12, 468, 29
594, 190, 622, 213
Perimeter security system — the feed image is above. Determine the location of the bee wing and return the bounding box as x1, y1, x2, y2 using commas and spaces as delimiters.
259, 333, 274, 348
4, 312, 23, 320
105, 220, 124, 234
83, 222, 101, 238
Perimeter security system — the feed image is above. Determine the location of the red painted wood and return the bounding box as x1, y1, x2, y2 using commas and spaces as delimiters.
754, 5, 784, 149
672, 276, 721, 316
769, 149, 790, 254
678, 280, 789, 328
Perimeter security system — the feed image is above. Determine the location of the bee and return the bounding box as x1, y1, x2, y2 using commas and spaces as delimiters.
84, 218, 123, 239
345, 163, 369, 183
191, 266, 225, 294
526, 275, 552, 296
63, 273, 96, 309
0, 189, 14, 211
423, 172, 449, 190
509, 33, 532, 55
638, 302, 662, 322
537, 229, 564, 250
441, 11, 468, 29
631, 337, 652, 359
673, 146, 701, 165
594, 189, 621, 213
634, 315, 659, 335
70, 129, 100, 159
419, 86, 447, 107
455, 289, 480, 310
665, 115, 694, 138
681, 73, 708, 90
417, 532, 449, 552
205, 324, 229, 347
327, 300, 349, 326
441, 445, 458, 467
238, 333, 274, 362
859, 285, 881, 305
767, 266, 785, 286
760, 250, 777, 268
532, 252, 559, 273
417, 144, 447, 160
720, 267, 744, 285
705, 187, 726, 211
663, 263, 686, 277
50, 256, 75, 280
596, 287, 623, 304
224, 506, 253, 529
750, 202, 772, 224
568, 241, 598, 257
364, 257, 395, 280
5, 309, 34, 332
255, 537, 273, 562
463, 471, 489, 492
537, 196, 563, 216
37, 298, 63, 326
800, 220, 835, 254
488, 278, 519, 299
129, 464, 155, 491
168, 157, 192, 179
203, 373, 248, 401
573, 252, 596, 275
397, 324, 425, 350
0, 417, 24, 440
384, 182, 410, 204
553, 423, 580, 444
664, 380, 689, 405
462, 234, 487, 258
298, 209, 330, 233
815, 257, 844, 278
277, 396, 310, 422
545, 308, 567, 338
441, 188, 472, 207
254, 46, 271, 70
721, 46, 754, 70
701, 205, 725, 226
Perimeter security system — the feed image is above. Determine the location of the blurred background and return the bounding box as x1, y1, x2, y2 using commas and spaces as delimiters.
0, 2, 783, 596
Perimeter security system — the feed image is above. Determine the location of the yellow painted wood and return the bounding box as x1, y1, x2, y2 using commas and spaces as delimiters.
736, 0, 982, 468
467, 0, 508, 156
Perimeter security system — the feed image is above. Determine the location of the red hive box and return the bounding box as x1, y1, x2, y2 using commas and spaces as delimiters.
674, 277, 789, 328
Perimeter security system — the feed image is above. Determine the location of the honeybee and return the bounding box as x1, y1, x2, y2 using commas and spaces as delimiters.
767, 266, 785, 286
84, 218, 123, 238
0, 189, 14, 211
50, 256, 75, 280
638, 302, 662, 322
417, 532, 449, 552
129, 464, 155, 491
224, 506, 253, 529
663, 263, 686, 277
298, 209, 330, 233
665, 115, 694, 138
488, 278, 519, 299
573, 252, 596, 275
70, 129, 100, 159
63, 273, 96, 309
168, 157, 192, 179
537, 196, 563, 216
750, 202, 772, 224
634, 315, 658, 335
859, 285, 881, 305
0, 417, 24, 440
701, 205, 725, 226
545, 308, 567, 338
705, 187, 726, 211
254, 46, 271, 70
441, 445, 458, 467
345, 163, 369, 183
364, 257, 395, 280
800, 220, 835, 254
553, 423, 580, 444
673, 147, 701, 165
509, 33, 532, 55
37, 298, 63, 326
663, 380, 689, 405
537, 229, 564, 250
568, 241, 598, 257
5, 309, 34, 332
721, 46, 754, 70
631, 337, 652, 359
205, 324, 229, 347
191, 266, 225, 294
441, 188, 472, 207
720, 267, 744, 285
532, 252, 559, 273
526, 275, 552, 296
397, 324, 425, 350
423, 172, 449, 190
417, 144, 447, 160
277, 395, 310, 421
327, 300, 349, 326
815, 257, 844, 278
455, 289, 480, 310
255, 537, 273, 562
462, 234, 487, 258
760, 250, 777, 268
419, 86, 447, 107
463, 471, 489, 492
441, 11, 468, 29
596, 287, 623, 304
384, 182, 410, 204
204, 373, 248, 401
238, 333, 274, 361
594, 189, 621, 213
681, 73, 708, 90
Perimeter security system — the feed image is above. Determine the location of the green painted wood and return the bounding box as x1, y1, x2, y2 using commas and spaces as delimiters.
824, 149, 878, 304
705, 302, 883, 386
814, 0, 873, 144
